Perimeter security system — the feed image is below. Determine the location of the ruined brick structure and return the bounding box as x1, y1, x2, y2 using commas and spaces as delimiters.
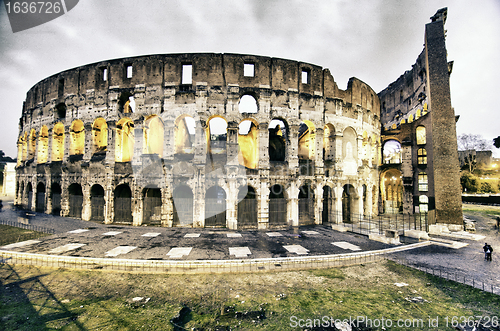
378, 8, 463, 229
15, 8, 462, 230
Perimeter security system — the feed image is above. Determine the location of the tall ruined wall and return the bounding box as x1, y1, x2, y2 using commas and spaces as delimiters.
16, 53, 381, 228
378, 8, 463, 228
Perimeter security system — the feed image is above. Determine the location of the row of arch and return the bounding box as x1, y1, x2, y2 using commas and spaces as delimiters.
17, 180, 374, 227
18, 115, 381, 169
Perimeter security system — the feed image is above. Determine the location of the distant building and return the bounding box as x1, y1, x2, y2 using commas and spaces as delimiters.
1, 162, 16, 196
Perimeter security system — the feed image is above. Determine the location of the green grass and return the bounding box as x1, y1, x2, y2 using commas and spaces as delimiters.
1, 261, 498, 330
462, 204, 500, 217
0, 224, 50, 246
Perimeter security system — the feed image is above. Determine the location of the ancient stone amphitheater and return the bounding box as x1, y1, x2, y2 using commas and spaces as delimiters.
15, 53, 381, 229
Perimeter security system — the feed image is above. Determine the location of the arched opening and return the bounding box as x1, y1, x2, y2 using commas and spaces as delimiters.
298, 120, 315, 160
419, 195, 428, 213
380, 169, 403, 213
115, 118, 134, 162
269, 184, 287, 226
383, 140, 402, 164
237, 186, 257, 228
207, 117, 227, 155
323, 124, 335, 162
118, 92, 135, 113
143, 188, 162, 225
322, 186, 334, 224
37, 126, 49, 164
26, 183, 33, 210
55, 102, 66, 119
172, 185, 194, 226
114, 184, 132, 223
342, 127, 358, 175
28, 129, 36, 160
68, 183, 83, 218
342, 184, 358, 223
268, 119, 287, 162
90, 184, 105, 222
52, 123, 65, 161
298, 184, 315, 225
238, 119, 259, 169
114, 184, 133, 223
51, 183, 62, 216
174, 115, 196, 159
35, 182, 45, 213
238, 94, 258, 113
69, 120, 85, 156
92, 118, 108, 155
205, 186, 227, 227
143, 115, 164, 157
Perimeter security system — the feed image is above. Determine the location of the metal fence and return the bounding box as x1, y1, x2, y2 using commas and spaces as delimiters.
0, 218, 56, 235
338, 211, 428, 235
389, 257, 499, 296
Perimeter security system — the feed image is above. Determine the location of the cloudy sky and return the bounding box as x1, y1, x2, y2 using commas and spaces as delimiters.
1, 0, 499, 158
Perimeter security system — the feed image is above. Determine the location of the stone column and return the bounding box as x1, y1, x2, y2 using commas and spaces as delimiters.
81, 184, 91, 221
258, 122, 269, 170
288, 124, 299, 171
63, 125, 70, 162
288, 182, 299, 227
226, 121, 239, 166
258, 184, 269, 230
46, 128, 53, 164
84, 123, 93, 161
335, 183, 343, 224
105, 121, 116, 164
315, 127, 324, 176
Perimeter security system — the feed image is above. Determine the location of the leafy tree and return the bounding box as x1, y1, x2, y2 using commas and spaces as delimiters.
460, 172, 479, 193
479, 181, 493, 193
457, 134, 491, 173
494, 136, 500, 149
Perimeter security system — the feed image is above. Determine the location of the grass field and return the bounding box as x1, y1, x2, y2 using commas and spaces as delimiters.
0, 224, 50, 246
1, 261, 499, 330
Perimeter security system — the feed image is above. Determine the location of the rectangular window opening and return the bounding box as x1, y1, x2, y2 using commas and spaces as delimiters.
103, 68, 108, 81
301, 69, 310, 84
244, 63, 255, 77
126, 65, 133, 79
182, 64, 193, 85
58, 79, 64, 98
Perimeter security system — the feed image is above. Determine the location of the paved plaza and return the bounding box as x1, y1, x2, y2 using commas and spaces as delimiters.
1, 199, 499, 289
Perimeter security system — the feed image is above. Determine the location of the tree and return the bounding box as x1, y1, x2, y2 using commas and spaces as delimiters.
494, 136, 500, 149
457, 134, 491, 173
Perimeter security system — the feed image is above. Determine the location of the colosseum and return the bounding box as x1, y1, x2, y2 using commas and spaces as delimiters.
15, 8, 463, 231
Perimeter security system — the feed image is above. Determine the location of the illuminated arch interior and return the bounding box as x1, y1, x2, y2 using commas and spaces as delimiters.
342, 127, 357, 160
383, 139, 402, 164
143, 115, 164, 157
28, 129, 36, 159
115, 118, 134, 162
238, 119, 258, 169
69, 120, 85, 155
174, 115, 196, 155
37, 126, 49, 163
92, 118, 108, 154
298, 120, 315, 160
52, 123, 65, 161
380, 169, 403, 213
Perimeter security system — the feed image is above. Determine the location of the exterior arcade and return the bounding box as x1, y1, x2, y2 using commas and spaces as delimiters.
15, 8, 463, 231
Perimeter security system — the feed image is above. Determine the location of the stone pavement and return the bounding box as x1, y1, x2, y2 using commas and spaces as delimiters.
1, 198, 499, 288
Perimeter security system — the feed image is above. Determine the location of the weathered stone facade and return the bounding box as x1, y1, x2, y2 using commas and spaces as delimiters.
378, 8, 463, 229
15, 8, 462, 230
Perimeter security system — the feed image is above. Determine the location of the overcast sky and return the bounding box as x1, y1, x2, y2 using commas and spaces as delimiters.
1, 0, 499, 158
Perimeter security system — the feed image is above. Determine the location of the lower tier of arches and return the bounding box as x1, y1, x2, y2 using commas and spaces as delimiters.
15, 173, 379, 230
